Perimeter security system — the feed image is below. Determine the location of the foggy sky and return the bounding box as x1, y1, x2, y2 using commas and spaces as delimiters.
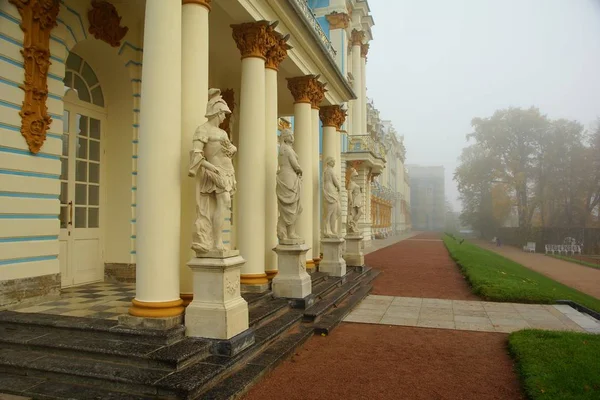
366, 0, 600, 210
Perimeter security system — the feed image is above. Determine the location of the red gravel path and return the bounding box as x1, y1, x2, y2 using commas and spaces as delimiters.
243, 323, 524, 400
365, 232, 479, 300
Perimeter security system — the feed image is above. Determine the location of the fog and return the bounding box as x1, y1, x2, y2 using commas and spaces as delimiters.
366, 0, 600, 210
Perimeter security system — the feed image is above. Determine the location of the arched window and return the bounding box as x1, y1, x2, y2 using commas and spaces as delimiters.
63, 53, 104, 107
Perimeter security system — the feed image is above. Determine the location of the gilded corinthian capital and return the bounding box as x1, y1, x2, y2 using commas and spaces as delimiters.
350, 29, 365, 46
309, 80, 327, 109
231, 21, 273, 60
326, 12, 350, 30
319, 105, 346, 129
287, 75, 321, 104
265, 24, 292, 71
361, 43, 369, 58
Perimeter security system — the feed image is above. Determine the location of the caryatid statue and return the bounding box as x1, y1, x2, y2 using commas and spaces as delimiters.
347, 167, 363, 234
188, 89, 236, 254
276, 129, 303, 241
323, 156, 342, 238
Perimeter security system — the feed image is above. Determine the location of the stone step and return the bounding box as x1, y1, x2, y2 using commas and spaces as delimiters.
309, 271, 328, 286
242, 291, 273, 306
303, 277, 361, 322
154, 309, 304, 399
0, 311, 184, 346
0, 371, 155, 400
0, 322, 211, 370
248, 298, 289, 328
311, 275, 342, 299
314, 283, 373, 336
198, 326, 314, 400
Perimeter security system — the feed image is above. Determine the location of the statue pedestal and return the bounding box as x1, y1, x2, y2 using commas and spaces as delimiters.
272, 240, 312, 303
186, 250, 251, 343
344, 235, 365, 267
320, 237, 347, 277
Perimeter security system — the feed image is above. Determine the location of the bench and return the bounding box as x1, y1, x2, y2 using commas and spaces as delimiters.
522, 242, 536, 253
544, 244, 582, 255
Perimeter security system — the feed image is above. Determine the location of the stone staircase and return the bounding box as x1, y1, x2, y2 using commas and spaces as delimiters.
0, 266, 379, 400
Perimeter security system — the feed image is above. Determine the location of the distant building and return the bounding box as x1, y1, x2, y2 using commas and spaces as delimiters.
406, 165, 445, 231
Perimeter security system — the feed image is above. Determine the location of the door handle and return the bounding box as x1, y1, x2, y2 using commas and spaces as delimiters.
68, 201, 73, 226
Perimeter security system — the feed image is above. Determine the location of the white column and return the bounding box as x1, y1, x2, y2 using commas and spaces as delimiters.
232, 22, 269, 290
131, 0, 183, 318
350, 30, 363, 136
179, 0, 210, 305
293, 101, 313, 261
265, 67, 278, 279
325, 13, 349, 72
361, 46, 368, 136
311, 107, 321, 261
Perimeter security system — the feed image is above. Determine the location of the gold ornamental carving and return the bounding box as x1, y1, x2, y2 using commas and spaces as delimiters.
182, 0, 211, 10
9, 0, 59, 154
309, 79, 327, 109
265, 23, 291, 71
326, 12, 350, 30
88, 0, 129, 47
361, 43, 369, 58
278, 118, 291, 131
286, 75, 319, 104
350, 29, 365, 46
334, 106, 347, 130
231, 21, 273, 60
319, 105, 339, 127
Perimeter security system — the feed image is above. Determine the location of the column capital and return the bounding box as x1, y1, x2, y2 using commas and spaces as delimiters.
265, 26, 291, 71
309, 80, 327, 109
326, 12, 350, 30
286, 75, 320, 104
319, 105, 346, 129
231, 21, 273, 60
182, 0, 211, 10
350, 29, 365, 46
361, 43, 369, 58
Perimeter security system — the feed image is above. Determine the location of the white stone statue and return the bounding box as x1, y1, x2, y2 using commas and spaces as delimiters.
323, 156, 342, 238
188, 89, 236, 254
347, 167, 363, 234
276, 129, 303, 241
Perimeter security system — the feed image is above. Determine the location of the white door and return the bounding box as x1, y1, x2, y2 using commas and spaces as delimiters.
59, 100, 105, 287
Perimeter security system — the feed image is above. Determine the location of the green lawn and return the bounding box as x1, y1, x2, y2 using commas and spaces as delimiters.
548, 254, 600, 270
443, 235, 600, 313
509, 330, 600, 400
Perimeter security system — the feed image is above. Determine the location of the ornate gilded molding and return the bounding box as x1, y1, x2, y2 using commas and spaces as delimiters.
278, 118, 291, 131
309, 79, 327, 109
182, 0, 211, 10
231, 21, 273, 60
9, 0, 59, 154
334, 107, 347, 130
219, 89, 235, 138
286, 75, 319, 104
326, 12, 350, 30
350, 29, 365, 46
88, 0, 128, 47
361, 43, 369, 58
265, 24, 291, 71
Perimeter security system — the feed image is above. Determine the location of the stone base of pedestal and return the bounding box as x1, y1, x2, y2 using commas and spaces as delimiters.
118, 314, 183, 330
344, 235, 365, 267
272, 241, 312, 299
319, 237, 347, 277
185, 251, 251, 341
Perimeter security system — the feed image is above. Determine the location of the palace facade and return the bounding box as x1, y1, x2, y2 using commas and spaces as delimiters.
0, 0, 409, 311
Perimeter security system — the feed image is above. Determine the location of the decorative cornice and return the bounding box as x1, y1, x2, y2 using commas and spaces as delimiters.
350, 29, 365, 46
361, 43, 369, 58
265, 23, 291, 71
231, 21, 273, 60
309, 80, 327, 109
326, 12, 350, 30
182, 0, 211, 10
9, 0, 59, 154
286, 75, 320, 104
88, 0, 128, 47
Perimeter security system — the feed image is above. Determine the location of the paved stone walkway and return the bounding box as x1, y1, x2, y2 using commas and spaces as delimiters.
344, 294, 600, 334
476, 240, 600, 300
